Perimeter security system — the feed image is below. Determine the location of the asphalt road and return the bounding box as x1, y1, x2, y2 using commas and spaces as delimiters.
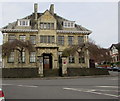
1, 71, 120, 100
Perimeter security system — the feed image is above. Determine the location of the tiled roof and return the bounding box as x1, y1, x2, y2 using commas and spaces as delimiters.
2, 11, 91, 33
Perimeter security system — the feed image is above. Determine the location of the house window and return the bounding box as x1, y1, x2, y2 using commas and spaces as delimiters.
63, 21, 75, 28
44, 23, 47, 29
68, 36, 74, 45
58, 36, 64, 45
47, 23, 50, 29
8, 35, 15, 42
40, 36, 54, 43
64, 22, 67, 27
18, 51, 25, 63
8, 52, 14, 63
68, 22, 70, 27
69, 55, 75, 63
71, 23, 74, 27
40, 36, 47, 43
40, 22, 54, 30
18, 20, 30, 26
78, 36, 84, 44
51, 23, 54, 29
40, 23, 44, 29
19, 35, 26, 41
30, 35, 36, 44
48, 36, 51, 43
30, 52, 36, 63
79, 57, 85, 63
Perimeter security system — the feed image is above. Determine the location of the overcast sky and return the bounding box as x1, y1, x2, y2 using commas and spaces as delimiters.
0, 2, 118, 48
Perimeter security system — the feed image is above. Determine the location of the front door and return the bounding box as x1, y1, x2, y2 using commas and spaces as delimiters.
43, 54, 52, 70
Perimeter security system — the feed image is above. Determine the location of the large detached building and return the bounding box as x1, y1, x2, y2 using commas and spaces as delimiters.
1, 4, 92, 76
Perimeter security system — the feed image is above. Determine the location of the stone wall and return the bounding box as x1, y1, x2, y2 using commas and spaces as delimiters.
1, 68, 39, 78
67, 68, 109, 76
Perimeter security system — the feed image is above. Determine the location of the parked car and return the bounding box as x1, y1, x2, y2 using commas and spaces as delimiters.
96, 67, 107, 69
112, 67, 120, 72
96, 67, 103, 69
107, 67, 113, 71
0, 88, 5, 101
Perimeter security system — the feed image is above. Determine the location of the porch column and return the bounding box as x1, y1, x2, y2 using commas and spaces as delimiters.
62, 56, 68, 76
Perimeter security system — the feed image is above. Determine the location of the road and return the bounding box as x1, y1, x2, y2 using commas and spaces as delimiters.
1, 71, 120, 100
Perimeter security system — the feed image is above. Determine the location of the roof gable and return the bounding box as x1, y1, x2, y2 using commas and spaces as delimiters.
38, 10, 56, 22
110, 42, 120, 50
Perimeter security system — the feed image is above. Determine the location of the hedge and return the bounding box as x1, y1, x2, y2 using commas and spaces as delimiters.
1, 68, 39, 78
67, 68, 109, 76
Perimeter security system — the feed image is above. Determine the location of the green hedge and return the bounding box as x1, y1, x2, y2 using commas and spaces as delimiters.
1, 68, 39, 78
67, 68, 109, 76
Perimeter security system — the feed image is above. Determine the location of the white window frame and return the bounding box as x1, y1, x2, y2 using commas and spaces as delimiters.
8, 35, 15, 42
30, 52, 36, 63
19, 35, 26, 42
63, 21, 75, 28
18, 19, 30, 26
58, 36, 64, 45
8, 52, 14, 63
68, 36, 74, 45
18, 51, 25, 63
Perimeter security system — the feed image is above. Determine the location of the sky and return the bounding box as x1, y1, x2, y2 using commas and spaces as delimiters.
0, 1, 118, 48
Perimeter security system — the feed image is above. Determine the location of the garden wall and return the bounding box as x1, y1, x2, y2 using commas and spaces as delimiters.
1, 68, 39, 78
67, 68, 109, 76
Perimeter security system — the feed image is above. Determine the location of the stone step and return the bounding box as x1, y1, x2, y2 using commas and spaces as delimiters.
43, 69, 59, 77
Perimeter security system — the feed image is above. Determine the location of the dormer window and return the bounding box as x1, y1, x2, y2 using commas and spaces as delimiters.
63, 21, 75, 28
18, 19, 30, 26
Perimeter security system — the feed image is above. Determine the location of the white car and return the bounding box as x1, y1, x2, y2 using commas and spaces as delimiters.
0, 88, 5, 101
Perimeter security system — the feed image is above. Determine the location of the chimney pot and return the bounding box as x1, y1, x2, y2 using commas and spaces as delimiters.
34, 3, 38, 13
49, 4, 54, 15
34, 3, 38, 20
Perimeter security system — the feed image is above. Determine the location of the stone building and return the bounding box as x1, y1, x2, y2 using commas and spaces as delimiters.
1, 4, 92, 76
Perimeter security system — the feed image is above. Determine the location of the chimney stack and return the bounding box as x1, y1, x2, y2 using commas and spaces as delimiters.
49, 4, 54, 15
34, 3, 38, 20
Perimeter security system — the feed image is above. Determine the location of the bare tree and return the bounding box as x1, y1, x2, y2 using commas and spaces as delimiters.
62, 43, 86, 57
62, 39, 112, 64
2, 39, 35, 63
88, 42, 111, 63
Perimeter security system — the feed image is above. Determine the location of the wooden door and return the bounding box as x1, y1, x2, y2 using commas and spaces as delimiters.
43, 54, 52, 70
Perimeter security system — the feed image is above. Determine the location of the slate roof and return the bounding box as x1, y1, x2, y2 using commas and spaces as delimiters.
110, 42, 120, 50
2, 11, 91, 32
